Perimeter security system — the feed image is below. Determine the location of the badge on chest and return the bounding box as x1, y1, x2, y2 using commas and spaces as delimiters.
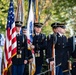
16, 50, 22, 58
17, 54, 22, 58
35, 50, 40, 57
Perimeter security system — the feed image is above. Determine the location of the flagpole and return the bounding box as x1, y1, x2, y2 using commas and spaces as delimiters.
15, 0, 23, 25
35, 0, 39, 23
28, 1, 32, 75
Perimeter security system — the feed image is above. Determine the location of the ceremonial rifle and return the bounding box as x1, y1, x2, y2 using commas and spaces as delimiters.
51, 34, 57, 75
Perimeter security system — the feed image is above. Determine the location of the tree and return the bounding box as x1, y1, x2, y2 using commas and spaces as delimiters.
0, 0, 76, 36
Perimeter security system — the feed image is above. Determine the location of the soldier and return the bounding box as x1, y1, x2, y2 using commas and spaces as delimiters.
30, 23, 47, 75
47, 23, 69, 75
12, 22, 28, 75
0, 34, 5, 75
22, 26, 33, 62
22, 26, 27, 35
22, 26, 33, 75
46, 23, 58, 64
68, 35, 76, 75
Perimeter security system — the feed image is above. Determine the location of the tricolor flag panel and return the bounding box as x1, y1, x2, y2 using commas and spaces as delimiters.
3, 0, 17, 75
27, 0, 36, 75
27, 0, 34, 49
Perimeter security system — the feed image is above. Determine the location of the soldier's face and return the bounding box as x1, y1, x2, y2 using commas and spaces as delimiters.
23, 30, 27, 35
61, 28, 66, 34
16, 26, 21, 33
34, 27, 42, 33
53, 28, 58, 33
57, 27, 66, 34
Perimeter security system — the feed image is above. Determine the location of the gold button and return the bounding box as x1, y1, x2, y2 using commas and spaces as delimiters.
18, 47, 20, 48
18, 44, 20, 46
18, 41, 20, 43
36, 40, 38, 42
73, 66, 75, 68
63, 46, 64, 48
58, 43, 60, 45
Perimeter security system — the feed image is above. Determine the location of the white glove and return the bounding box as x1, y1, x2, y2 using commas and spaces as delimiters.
46, 59, 49, 63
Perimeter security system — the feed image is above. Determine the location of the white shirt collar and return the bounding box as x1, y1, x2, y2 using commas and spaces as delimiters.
16, 32, 20, 35
58, 32, 63, 37
36, 33, 39, 35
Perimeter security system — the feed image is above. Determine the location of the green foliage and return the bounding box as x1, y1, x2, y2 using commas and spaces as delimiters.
0, 0, 9, 33
0, 0, 76, 36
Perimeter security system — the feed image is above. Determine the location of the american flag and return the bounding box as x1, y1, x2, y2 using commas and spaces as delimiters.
3, 0, 17, 75
27, 0, 36, 75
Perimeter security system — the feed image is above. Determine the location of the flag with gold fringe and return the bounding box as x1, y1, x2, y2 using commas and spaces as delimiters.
27, 0, 36, 75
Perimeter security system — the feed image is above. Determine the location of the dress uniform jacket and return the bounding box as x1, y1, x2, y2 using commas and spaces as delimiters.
12, 34, 28, 65
68, 36, 76, 75
68, 36, 76, 58
33, 33, 47, 66
47, 33, 69, 71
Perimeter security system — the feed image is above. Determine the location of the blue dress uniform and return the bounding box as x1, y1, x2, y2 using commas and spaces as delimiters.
12, 22, 28, 75
47, 23, 69, 75
22, 26, 33, 75
33, 23, 47, 75
68, 36, 76, 75
22, 26, 33, 60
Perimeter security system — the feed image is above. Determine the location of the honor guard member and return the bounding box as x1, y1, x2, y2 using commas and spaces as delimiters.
30, 23, 47, 75
46, 22, 58, 64
47, 23, 69, 75
12, 22, 28, 75
46, 23, 59, 75
68, 35, 76, 75
22, 26, 33, 62
22, 26, 27, 35
0, 34, 5, 75
22, 26, 33, 75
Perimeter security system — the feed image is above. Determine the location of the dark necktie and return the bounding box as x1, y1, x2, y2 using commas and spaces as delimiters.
17, 34, 19, 37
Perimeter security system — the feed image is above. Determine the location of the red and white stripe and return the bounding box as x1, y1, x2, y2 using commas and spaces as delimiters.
3, 22, 17, 75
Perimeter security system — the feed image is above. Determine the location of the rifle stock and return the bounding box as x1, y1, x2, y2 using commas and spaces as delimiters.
68, 60, 72, 71
51, 34, 57, 75
51, 44, 55, 75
